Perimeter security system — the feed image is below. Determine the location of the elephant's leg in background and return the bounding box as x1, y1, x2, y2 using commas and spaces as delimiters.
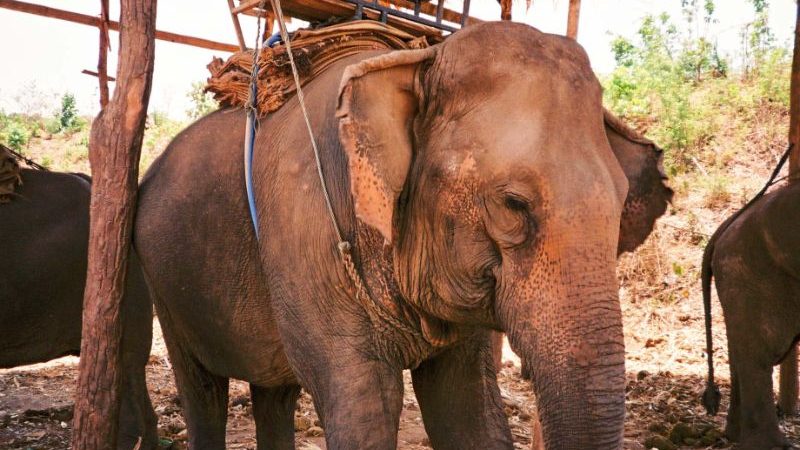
118, 271, 158, 450
160, 327, 230, 449
251, 383, 301, 450
411, 331, 513, 450
727, 331, 789, 449
725, 360, 742, 442
779, 343, 799, 416
118, 358, 158, 450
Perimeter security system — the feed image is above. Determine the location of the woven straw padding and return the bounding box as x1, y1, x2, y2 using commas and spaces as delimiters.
205, 21, 429, 115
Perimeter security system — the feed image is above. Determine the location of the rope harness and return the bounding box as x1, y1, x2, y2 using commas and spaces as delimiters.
245, 4, 424, 339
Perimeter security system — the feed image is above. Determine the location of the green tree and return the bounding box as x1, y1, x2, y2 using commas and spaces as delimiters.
59, 93, 79, 131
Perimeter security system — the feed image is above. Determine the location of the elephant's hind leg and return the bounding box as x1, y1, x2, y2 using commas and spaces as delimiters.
728, 337, 789, 449
161, 331, 229, 449
411, 331, 514, 450
251, 383, 301, 450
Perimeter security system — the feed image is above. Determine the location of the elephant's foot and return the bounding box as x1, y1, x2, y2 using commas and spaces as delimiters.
736, 430, 792, 450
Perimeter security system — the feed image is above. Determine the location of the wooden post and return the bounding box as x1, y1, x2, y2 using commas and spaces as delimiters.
566, 0, 581, 40
98, 0, 110, 107
500, 0, 511, 21
779, 0, 800, 417
70, 1, 157, 449
790, 0, 800, 177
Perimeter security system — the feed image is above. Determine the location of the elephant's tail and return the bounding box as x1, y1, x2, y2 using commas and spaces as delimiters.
701, 227, 721, 415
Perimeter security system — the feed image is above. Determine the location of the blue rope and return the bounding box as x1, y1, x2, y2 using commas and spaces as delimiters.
244, 42, 263, 240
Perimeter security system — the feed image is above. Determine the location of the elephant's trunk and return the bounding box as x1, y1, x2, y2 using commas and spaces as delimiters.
499, 242, 626, 449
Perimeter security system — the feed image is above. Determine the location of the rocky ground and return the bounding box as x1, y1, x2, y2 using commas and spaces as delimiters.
1, 303, 800, 450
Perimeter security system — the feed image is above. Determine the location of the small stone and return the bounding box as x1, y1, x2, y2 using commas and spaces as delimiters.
294, 416, 312, 431
647, 422, 668, 434
700, 427, 724, 445
643, 435, 676, 450
637, 370, 650, 380
669, 422, 700, 444
305, 426, 324, 437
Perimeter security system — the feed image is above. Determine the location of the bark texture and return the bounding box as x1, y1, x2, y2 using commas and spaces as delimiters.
71, 1, 157, 449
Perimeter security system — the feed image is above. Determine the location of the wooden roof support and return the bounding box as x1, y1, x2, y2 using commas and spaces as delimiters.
97, 0, 110, 107
566, 0, 580, 40
500, 0, 511, 21
227, 0, 248, 50
789, 0, 800, 179
82, 69, 116, 81
0, 0, 239, 52
71, 0, 157, 448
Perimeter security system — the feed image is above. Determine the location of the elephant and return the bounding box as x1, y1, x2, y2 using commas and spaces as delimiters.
135, 22, 629, 449
0, 168, 158, 450
702, 179, 800, 450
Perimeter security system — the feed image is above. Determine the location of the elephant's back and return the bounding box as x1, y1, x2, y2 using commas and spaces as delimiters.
135, 108, 295, 386
0, 169, 90, 367
714, 182, 800, 283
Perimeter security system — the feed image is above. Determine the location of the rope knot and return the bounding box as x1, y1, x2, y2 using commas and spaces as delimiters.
337, 241, 352, 255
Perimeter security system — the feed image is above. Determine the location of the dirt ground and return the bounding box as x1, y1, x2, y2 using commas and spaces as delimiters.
2, 294, 800, 450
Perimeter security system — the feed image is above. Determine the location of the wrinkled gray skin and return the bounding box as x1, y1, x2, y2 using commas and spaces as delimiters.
702, 181, 800, 450
505, 109, 673, 379
0, 169, 157, 450
136, 23, 628, 449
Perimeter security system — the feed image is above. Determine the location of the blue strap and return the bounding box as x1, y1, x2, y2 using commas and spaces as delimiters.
266, 31, 283, 48
244, 46, 261, 240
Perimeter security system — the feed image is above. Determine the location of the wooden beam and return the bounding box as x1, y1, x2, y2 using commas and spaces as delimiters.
71, 0, 157, 448
790, 0, 800, 178
97, 0, 110, 107
233, 0, 264, 14
566, 0, 581, 40
82, 69, 116, 81
227, 0, 247, 50
0, 0, 239, 52
385, 0, 479, 27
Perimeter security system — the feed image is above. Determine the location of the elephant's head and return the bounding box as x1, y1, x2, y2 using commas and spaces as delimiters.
604, 110, 673, 255
338, 22, 627, 449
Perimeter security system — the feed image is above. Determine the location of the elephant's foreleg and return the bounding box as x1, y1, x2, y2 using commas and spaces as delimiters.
298, 357, 404, 450
251, 383, 301, 450
411, 331, 513, 450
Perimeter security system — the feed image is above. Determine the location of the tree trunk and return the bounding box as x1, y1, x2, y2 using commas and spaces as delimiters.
71, 1, 157, 449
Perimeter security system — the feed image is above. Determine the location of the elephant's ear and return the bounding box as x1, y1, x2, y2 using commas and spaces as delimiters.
336, 48, 436, 244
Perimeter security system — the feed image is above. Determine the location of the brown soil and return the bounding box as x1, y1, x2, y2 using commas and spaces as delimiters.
1, 304, 799, 450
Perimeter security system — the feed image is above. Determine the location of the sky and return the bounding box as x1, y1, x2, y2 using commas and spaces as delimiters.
0, 0, 797, 119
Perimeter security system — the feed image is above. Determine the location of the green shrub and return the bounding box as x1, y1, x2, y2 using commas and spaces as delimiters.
5, 122, 29, 150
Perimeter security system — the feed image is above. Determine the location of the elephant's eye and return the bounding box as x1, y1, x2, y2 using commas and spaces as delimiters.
504, 194, 529, 213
